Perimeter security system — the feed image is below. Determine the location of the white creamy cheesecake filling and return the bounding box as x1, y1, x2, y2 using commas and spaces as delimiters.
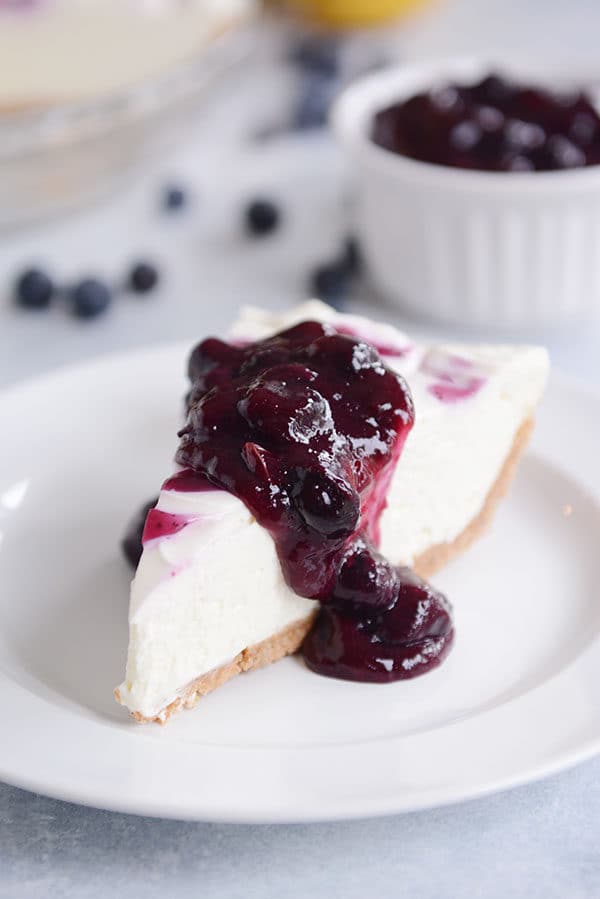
117, 301, 549, 719
118, 488, 312, 719
0, 0, 255, 104
380, 343, 548, 563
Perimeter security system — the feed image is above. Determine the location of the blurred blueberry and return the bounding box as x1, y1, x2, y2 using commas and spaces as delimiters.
245, 199, 281, 236
293, 73, 338, 131
71, 278, 112, 319
310, 262, 349, 308
342, 236, 363, 277
14, 268, 54, 309
128, 261, 160, 294
289, 36, 340, 78
162, 184, 188, 212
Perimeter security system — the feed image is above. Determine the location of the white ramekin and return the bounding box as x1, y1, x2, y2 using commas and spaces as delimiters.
332, 58, 600, 329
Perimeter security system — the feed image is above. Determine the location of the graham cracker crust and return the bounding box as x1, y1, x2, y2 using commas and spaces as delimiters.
413, 416, 534, 579
118, 416, 534, 724
115, 614, 317, 725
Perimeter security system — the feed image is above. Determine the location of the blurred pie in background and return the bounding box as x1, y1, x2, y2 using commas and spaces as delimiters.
0, 0, 258, 106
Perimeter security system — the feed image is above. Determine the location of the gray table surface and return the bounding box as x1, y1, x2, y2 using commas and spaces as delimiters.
2, 1, 600, 896
2, 760, 600, 899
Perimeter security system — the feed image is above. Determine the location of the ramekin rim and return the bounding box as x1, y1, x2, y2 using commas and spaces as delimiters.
331, 56, 600, 194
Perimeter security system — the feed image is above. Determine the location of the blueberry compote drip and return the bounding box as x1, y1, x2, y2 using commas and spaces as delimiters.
163, 469, 215, 492
177, 321, 454, 682
372, 72, 600, 172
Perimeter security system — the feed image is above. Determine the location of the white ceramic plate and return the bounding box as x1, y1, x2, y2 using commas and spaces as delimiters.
1, 345, 599, 822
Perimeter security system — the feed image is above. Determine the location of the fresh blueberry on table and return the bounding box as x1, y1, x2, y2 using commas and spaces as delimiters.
245, 199, 281, 236
293, 73, 338, 131
14, 268, 55, 309
71, 278, 113, 319
289, 36, 340, 78
309, 236, 364, 309
343, 236, 363, 277
122, 497, 159, 568
161, 184, 188, 212
128, 261, 160, 294
309, 262, 349, 308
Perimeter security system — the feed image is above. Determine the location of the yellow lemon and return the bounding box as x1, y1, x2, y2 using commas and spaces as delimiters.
286, 0, 432, 27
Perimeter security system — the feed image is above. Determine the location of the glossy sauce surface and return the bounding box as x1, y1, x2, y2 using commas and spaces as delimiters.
142, 509, 200, 544
372, 73, 600, 172
176, 321, 454, 682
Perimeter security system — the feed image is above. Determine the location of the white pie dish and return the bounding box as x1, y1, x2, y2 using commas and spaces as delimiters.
332, 58, 600, 329
0, 343, 600, 821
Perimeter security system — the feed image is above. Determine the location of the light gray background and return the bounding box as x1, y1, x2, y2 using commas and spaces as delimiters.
2, 0, 600, 896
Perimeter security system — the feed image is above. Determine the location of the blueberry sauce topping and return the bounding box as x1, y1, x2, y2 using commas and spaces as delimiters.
177, 321, 454, 682
420, 348, 487, 404
305, 553, 454, 682
372, 72, 600, 172
333, 324, 412, 359
142, 509, 200, 544
162, 469, 216, 493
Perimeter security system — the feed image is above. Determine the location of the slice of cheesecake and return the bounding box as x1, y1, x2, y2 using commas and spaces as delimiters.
115, 301, 549, 723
